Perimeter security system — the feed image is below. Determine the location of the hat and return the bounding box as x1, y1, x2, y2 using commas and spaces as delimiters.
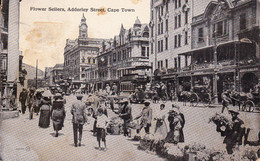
76, 94, 83, 98
169, 108, 180, 114
144, 101, 150, 106
172, 104, 180, 109
119, 98, 129, 104
228, 107, 239, 115
55, 93, 62, 97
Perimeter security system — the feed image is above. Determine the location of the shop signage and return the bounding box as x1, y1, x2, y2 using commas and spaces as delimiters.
240, 67, 258, 73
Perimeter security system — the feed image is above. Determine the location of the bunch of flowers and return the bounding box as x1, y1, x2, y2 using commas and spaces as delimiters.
208, 113, 231, 126
241, 147, 260, 161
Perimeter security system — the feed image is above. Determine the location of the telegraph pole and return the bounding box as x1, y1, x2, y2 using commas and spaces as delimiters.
36, 59, 38, 89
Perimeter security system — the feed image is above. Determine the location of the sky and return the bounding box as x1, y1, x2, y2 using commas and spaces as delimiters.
19, 0, 211, 71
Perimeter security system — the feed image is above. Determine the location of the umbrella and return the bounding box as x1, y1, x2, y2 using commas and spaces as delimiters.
42, 90, 53, 97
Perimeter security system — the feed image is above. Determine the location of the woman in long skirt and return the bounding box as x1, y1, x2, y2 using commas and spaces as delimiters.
51, 93, 66, 137
39, 96, 51, 128
154, 104, 168, 140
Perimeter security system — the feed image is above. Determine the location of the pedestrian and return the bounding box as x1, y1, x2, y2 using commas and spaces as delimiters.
134, 101, 153, 134
51, 93, 66, 137
34, 91, 42, 115
154, 104, 168, 140
27, 88, 35, 119
165, 105, 185, 144
19, 88, 28, 114
96, 108, 109, 151
38, 96, 52, 128
111, 83, 118, 95
116, 98, 132, 137
105, 84, 111, 95
223, 107, 244, 154
71, 94, 86, 147
221, 90, 232, 113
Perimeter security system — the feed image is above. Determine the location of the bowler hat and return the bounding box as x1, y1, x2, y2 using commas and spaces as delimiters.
144, 101, 150, 106
76, 94, 83, 98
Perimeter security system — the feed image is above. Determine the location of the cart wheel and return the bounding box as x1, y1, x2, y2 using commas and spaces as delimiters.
202, 93, 212, 107
244, 100, 255, 112
190, 93, 199, 107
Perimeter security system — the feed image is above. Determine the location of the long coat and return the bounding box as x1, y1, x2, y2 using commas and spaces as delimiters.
51, 99, 66, 131
71, 100, 86, 125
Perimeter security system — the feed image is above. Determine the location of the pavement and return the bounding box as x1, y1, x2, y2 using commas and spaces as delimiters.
0, 94, 259, 161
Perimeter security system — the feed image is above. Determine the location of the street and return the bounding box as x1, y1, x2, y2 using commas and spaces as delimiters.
1, 94, 259, 161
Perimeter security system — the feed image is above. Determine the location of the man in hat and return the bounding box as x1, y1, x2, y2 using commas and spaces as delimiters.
115, 98, 132, 137
221, 90, 232, 113
134, 101, 153, 134
71, 94, 87, 147
105, 84, 111, 95
223, 107, 244, 154
19, 88, 28, 114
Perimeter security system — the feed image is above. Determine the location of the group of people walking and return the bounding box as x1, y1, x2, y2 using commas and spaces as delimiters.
19, 88, 66, 137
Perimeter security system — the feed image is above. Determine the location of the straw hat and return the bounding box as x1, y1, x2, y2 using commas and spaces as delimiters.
228, 107, 239, 115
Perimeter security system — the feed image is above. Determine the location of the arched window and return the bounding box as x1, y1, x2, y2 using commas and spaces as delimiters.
143, 32, 149, 37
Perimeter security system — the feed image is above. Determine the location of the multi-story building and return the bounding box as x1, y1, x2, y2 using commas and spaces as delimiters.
51, 63, 64, 86
63, 14, 107, 90
97, 17, 151, 92
0, 0, 24, 108
149, 0, 193, 81
178, 0, 259, 102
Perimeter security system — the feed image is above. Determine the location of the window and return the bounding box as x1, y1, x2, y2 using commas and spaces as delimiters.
158, 41, 161, 52
161, 61, 163, 68
151, 62, 153, 71
165, 59, 168, 68
175, 15, 181, 28
178, 34, 181, 47
166, 2, 168, 12
174, 35, 178, 48
142, 47, 146, 56
214, 20, 227, 37
178, 0, 181, 8
88, 58, 91, 63
161, 22, 163, 34
151, 26, 154, 37
165, 37, 168, 50
161, 40, 163, 52
198, 28, 204, 42
158, 23, 160, 35
185, 11, 188, 24
240, 14, 246, 30
186, 0, 188, 3
147, 47, 149, 57
178, 14, 181, 27
175, 16, 178, 28
178, 57, 181, 68
158, 61, 160, 69
174, 58, 177, 68
175, 34, 181, 48
175, 0, 178, 9
93, 59, 95, 64
161, 6, 163, 16
185, 31, 188, 45
166, 19, 168, 31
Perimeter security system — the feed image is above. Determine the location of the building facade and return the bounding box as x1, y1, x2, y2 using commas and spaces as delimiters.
96, 17, 151, 92
149, 0, 193, 75
177, 0, 259, 102
0, 0, 24, 109
63, 15, 107, 90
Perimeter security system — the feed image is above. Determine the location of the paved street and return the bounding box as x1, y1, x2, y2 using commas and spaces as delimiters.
1, 95, 259, 160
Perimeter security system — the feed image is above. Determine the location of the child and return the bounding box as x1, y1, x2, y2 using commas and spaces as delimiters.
96, 108, 109, 151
